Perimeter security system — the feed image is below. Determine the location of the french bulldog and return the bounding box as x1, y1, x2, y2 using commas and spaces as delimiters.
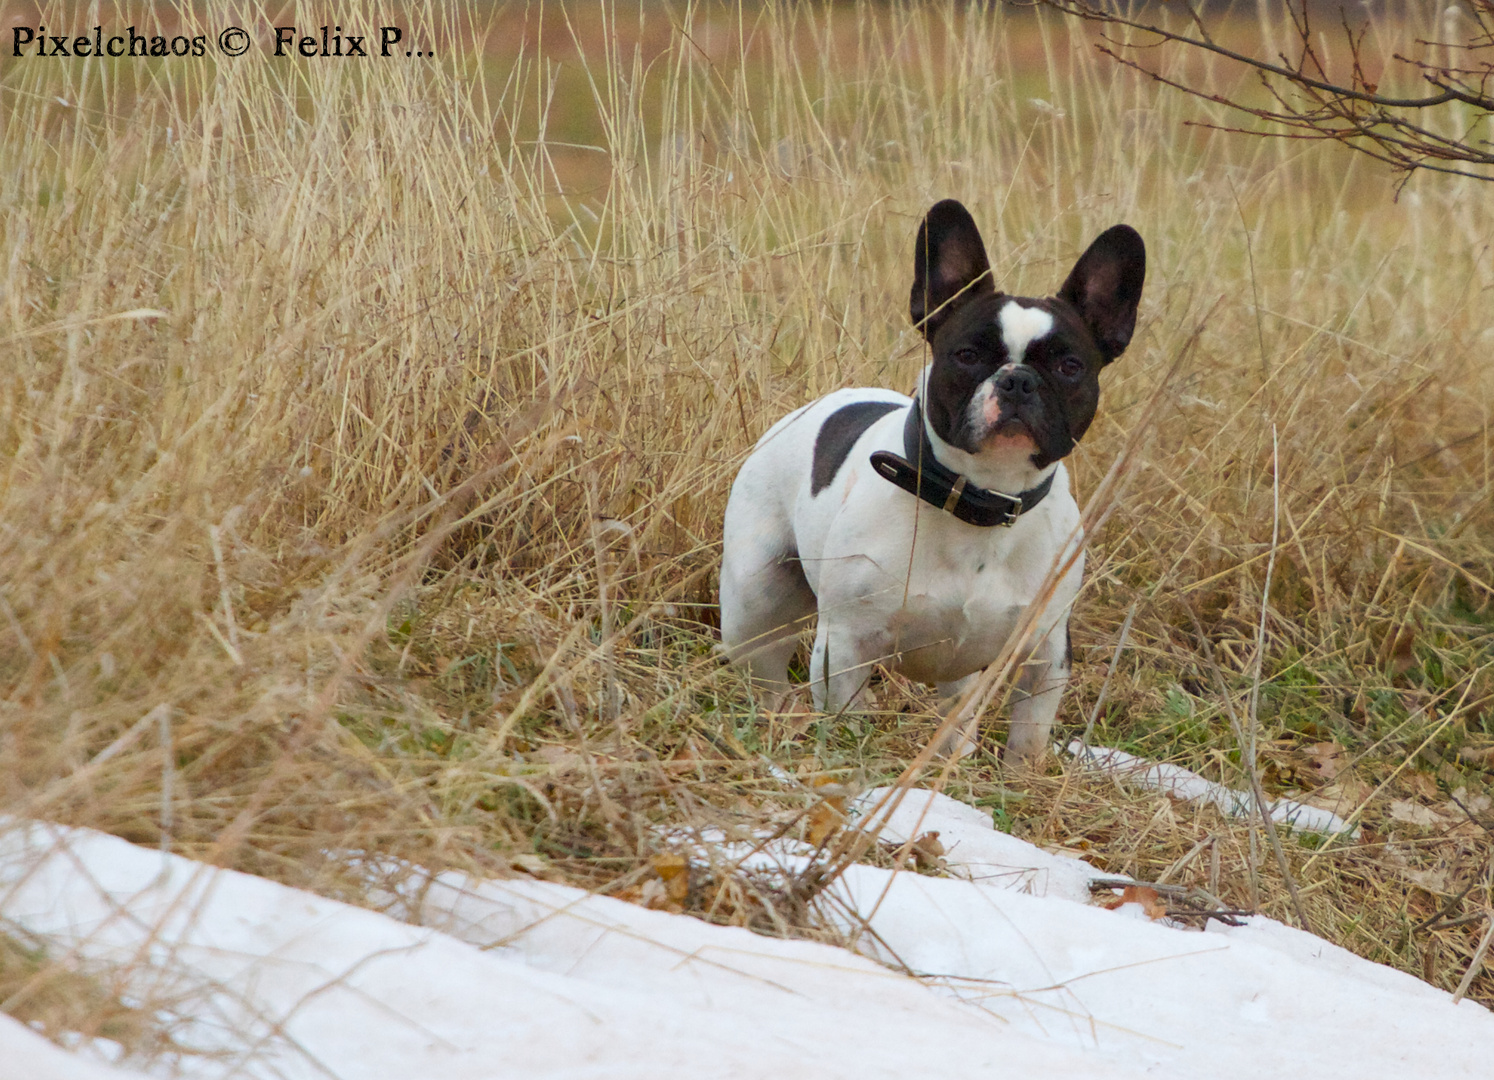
719, 199, 1144, 762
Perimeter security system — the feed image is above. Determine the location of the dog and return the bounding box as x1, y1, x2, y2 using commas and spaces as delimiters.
719, 199, 1145, 762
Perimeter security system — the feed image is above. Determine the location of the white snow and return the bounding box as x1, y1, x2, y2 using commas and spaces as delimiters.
1070, 740, 1360, 837
858, 785, 1097, 901
0, 790, 1488, 1080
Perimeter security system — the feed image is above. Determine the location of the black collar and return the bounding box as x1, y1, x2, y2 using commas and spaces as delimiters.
868, 400, 1055, 528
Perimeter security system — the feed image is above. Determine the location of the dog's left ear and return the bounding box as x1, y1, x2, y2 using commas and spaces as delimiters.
1058, 225, 1146, 363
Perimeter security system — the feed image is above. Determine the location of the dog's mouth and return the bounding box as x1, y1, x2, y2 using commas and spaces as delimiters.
981, 415, 1038, 454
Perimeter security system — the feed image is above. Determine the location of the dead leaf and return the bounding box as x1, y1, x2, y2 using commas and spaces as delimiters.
650, 853, 690, 904
1459, 745, 1494, 769
1400, 866, 1451, 894
624, 858, 689, 912
638, 878, 673, 910
531, 745, 584, 772
1301, 742, 1348, 782
1451, 786, 1493, 816
1404, 771, 1439, 801
1388, 799, 1446, 828
1383, 626, 1417, 674
1101, 885, 1167, 920
806, 777, 849, 847
806, 801, 846, 847
510, 853, 548, 876
907, 831, 946, 873
1303, 777, 1372, 815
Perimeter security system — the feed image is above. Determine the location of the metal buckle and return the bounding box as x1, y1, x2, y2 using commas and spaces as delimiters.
941, 476, 967, 515
999, 494, 1023, 527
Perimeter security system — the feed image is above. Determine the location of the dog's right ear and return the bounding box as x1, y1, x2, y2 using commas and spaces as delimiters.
910, 199, 994, 341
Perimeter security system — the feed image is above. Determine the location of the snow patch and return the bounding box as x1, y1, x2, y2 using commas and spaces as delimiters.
855, 786, 1097, 902
0, 798, 1487, 1079
1070, 741, 1359, 837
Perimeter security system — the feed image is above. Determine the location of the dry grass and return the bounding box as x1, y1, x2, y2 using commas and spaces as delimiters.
2, 0, 1494, 1053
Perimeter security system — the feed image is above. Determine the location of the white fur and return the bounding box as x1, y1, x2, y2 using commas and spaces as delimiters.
940, 390, 1054, 494
720, 389, 1081, 761
998, 302, 1053, 363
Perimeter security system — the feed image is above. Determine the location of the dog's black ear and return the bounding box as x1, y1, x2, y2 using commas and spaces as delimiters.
910, 199, 994, 341
1058, 224, 1146, 363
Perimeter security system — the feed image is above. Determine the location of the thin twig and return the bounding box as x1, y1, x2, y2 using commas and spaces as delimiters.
1453, 913, 1494, 1003
1414, 877, 1478, 933
1080, 601, 1137, 748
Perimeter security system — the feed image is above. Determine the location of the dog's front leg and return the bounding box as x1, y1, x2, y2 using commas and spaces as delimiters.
808, 617, 887, 714
1005, 622, 1072, 764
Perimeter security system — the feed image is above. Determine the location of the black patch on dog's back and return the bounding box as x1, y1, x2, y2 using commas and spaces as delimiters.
812, 401, 901, 496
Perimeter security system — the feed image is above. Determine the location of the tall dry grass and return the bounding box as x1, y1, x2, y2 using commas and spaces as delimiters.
1, 0, 1493, 1042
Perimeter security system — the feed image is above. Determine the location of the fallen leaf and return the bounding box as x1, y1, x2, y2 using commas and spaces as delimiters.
1384, 626, 1417, 674
1404, 771, 1439, 801
811, 775, 846, 795
806, 777, 849, 847
1388, 799, 1446, 828
1303, 777, 1372, 815
638, 878, 674, 910
1400, 866, 1451, 894
531, 745, 584, 772
1450, 786, 1493, 816
1459, 745, 1494, 769
1302, 742, 1348, 782
806, 801, 846, 847
1102, 885, 1167, 920
907, 831, 946, 873
510, 853, 548, 876
651, 853, 690, 904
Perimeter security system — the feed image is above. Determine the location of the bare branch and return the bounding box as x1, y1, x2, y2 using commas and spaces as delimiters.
1034, 0, 1494, 183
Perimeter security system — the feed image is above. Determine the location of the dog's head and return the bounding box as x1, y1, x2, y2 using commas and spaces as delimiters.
909, 199, 1145, 475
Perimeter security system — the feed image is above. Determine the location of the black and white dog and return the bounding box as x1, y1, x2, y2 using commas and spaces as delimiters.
719, 199, 1144, 762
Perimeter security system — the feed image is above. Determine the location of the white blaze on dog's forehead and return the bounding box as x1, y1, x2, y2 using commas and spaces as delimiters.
997, 302, 1054, 362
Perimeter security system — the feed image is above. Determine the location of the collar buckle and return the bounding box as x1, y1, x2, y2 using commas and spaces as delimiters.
997, 494, 1022, 527
941, 476, 967, 515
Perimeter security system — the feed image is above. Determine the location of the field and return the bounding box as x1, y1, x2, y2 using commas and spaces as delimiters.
1, 0, 1493, 1051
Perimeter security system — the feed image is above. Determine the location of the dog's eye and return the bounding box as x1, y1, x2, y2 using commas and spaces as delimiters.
951, 347, 982, 366
1056, 356, 1085, 379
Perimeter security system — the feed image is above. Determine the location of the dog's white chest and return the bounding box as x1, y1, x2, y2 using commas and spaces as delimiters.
876, 522, 1074, 683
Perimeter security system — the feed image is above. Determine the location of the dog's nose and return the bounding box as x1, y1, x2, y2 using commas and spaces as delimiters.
997, 367, 1038, 399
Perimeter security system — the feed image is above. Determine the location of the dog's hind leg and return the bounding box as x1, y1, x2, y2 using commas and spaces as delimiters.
720, 548, 816, 706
